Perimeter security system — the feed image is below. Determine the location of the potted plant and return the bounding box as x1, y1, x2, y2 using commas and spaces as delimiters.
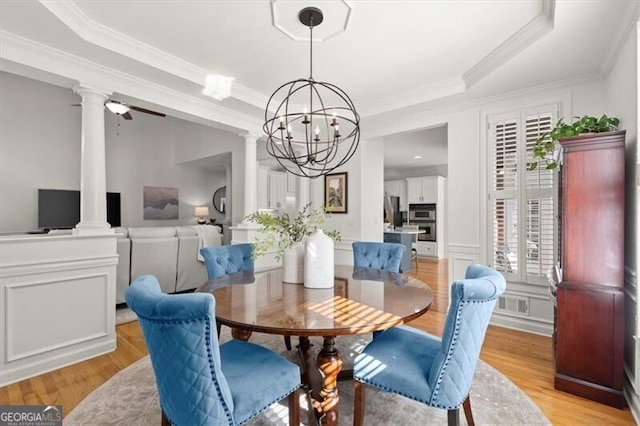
245, 202, 341, 283
528, 114, 620, 170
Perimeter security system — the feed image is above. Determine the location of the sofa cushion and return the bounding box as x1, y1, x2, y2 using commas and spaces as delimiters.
128, 227, 177, 238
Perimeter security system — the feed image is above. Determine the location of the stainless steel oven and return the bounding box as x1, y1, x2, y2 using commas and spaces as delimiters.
415, 221, 436, 242
409, 204, 436, 242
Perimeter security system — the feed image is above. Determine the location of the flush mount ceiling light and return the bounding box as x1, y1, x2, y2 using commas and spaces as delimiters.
202, 74, 234, 100
263, 6, 360, 178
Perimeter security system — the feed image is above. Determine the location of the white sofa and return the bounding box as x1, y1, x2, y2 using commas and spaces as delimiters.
114, 226, 222, 304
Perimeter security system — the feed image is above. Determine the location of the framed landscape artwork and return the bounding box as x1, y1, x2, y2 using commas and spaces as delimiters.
324, 172, 348, 213
143, 186, 179, 220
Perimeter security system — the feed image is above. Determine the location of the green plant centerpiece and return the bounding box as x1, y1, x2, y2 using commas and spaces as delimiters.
529, 114, 620, 170
245, 202, 341, 260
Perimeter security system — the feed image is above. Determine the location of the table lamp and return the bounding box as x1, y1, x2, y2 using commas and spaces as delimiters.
194, 206, 210, 224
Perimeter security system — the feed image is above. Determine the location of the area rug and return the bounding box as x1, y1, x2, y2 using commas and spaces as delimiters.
65, 329, 550, 425
115, 307, 137, 325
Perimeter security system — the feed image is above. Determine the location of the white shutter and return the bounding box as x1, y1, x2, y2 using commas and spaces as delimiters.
487, 105, 558, 284
489, 116, 519, 277
525, 113, 554, 189
492, 119, 518, 192
525, 197, 555, 277
492, 198, 518, 274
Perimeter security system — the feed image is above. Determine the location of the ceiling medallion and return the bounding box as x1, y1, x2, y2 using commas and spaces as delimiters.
263, 7, 360, 178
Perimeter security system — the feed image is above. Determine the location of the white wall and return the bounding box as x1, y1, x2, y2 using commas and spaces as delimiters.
172, 120, 247, 225
604, 22, 639, 417
0, 72, 229, 232
362, 77, 609, 335
0, 72, 81, 232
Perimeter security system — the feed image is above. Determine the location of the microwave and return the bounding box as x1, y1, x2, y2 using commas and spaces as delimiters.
409, 204, 436, 221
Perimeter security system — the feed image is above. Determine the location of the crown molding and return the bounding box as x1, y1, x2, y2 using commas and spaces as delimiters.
364, 71, 601, 140
599, 0, 640, 77
358, 77, 466, 118
0, 30, 262, 134
38, 0, 266, 111
463, 0, 555, 88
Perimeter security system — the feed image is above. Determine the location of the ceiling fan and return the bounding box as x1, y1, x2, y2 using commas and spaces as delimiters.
72, 100, 166, 120
104, 100, 166, 120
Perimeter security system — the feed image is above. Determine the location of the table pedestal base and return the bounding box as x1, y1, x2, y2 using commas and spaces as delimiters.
297, 336, 343, 426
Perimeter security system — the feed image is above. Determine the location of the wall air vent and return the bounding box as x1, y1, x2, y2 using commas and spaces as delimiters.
497, 295, 530, 316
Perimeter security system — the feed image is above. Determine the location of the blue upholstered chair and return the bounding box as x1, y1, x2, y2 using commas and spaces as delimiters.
352, 264, 506, 426
199, 243, 292, 351
352, 241, 405, 273
200, 243, 254, 280
125, 275, 301, 426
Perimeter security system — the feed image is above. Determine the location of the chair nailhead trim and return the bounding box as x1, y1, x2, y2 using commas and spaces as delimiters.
203, 316, 235, 424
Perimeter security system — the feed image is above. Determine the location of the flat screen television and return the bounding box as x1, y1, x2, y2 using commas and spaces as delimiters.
38, 189, 121, 229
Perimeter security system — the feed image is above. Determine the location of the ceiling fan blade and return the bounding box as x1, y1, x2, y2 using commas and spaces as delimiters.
121, 111, 133, 120
129, 105, 166, 118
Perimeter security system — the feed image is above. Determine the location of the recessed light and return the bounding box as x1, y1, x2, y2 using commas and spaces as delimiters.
414, 155, 422, 159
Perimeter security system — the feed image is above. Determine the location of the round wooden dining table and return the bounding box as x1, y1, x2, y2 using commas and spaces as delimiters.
198, 264, 434, 426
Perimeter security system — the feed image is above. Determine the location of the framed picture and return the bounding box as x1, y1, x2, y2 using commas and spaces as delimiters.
334, 278, 348, 299
324, 172, 348, 213
143, 186, 179, 220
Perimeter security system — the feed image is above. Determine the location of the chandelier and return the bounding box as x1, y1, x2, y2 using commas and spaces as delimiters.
263, 7, 360, 179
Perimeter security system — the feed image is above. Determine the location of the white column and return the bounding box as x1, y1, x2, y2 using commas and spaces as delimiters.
224, 164, 232, 222
296, 175, 310, 211
73, 85, 113, 235
242, 133, 258, 219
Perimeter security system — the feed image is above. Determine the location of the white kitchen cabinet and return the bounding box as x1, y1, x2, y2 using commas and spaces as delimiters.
268, 171, 286, 209
384, 180, 408, 211
406, 176, 439, 204
286, 172, 296, 195
257, 166, 269, 210
258, 168, 287, 210
415, 241, 437, 257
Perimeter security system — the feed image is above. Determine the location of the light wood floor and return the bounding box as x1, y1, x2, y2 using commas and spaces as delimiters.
0, 258, 635, 424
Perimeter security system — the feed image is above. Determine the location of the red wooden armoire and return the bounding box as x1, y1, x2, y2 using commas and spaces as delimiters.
554, 130, 626, 407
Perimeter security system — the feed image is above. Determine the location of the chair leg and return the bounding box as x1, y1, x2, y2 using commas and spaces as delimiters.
353, 380, 366, 426
462, 395, 475, 426
447, 407, 460, 426
216, 322, 221, 337
161, 409, 171, 426
284, 335, 292, 350
288, 388, 300, 425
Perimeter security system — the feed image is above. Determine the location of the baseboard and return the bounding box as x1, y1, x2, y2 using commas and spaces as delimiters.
490, 311, 553, 336
0, 338, 116, 387
555, 373, 626, 408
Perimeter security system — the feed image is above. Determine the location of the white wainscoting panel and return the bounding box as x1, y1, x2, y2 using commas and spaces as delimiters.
6, 273, 109, 361
0, 233, 117, 386
448, 244, 480, 282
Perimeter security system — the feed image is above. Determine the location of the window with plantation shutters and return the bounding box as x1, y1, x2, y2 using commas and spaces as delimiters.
487, 105, 558, 285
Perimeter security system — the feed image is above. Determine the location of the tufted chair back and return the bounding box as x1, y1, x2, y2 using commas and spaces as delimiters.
126, 274, 301, 426
352, 241, 405, 272
428, 264, 506, 408
125, 275, 235, 425
200, 244, 254, 280
352, 264, 506, 426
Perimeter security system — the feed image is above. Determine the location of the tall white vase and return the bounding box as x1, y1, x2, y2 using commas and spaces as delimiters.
282, 240, 305, 284
304, 229, 334, 288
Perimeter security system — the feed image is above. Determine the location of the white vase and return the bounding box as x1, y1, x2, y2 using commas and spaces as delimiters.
282, 240, 305, 284
304, 229, 334, 288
